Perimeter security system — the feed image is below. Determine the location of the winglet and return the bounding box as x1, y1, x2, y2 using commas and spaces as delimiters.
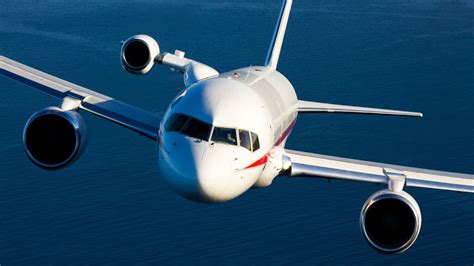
265, 0, 293, 70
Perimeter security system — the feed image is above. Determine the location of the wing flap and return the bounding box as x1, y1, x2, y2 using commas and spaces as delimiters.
285, 149, 474, 193
298, 100, 423, 117
0, 56, 161, 140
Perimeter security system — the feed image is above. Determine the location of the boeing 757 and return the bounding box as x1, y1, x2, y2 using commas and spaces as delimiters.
0, 0, 472, 254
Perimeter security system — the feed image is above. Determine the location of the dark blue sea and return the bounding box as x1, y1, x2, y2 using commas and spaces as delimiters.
1, 0, 473, 264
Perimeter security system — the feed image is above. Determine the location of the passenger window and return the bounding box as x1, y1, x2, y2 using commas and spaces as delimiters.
238, 130, 252, 151
212, 127, 237, 146
165, 114, 189, 132
251, 132, 260, 151
181, 117, 212, 141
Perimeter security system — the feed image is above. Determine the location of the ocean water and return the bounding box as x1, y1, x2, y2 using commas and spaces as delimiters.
0, 0, 473, 264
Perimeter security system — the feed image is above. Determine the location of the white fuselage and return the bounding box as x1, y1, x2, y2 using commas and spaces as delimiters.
158, 67, 298, 202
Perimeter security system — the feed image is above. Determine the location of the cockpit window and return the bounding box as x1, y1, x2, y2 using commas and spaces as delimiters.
165, 113, 211, 141
165, 114, 189, 132
166, 114, 260, 149
251, 132, 260, 151
238, 130, 252, 151
212, 127, 237, 146
181, 117, 212, 141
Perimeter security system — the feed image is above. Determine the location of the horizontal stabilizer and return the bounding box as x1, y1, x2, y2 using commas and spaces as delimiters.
298, 100, 423, 118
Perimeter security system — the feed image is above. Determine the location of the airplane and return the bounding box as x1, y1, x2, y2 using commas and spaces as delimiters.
0, 0, 472, 255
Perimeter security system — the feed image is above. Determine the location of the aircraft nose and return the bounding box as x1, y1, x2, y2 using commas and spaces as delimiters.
158, 139, 231, 203
194, 156, 232, 202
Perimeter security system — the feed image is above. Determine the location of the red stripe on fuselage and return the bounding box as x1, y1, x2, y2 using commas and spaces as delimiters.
244, 153, 269, 169
244, 118, 297, 169
273, 118, 297, 147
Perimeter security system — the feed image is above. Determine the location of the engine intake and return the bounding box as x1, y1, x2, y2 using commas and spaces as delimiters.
121, 34, 160, 74
360, 190, 422, 254
23, 107, 88, 170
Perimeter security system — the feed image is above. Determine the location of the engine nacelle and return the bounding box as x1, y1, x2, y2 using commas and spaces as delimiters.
121, 34, 160, 74
360, 189, 422, 254
23, 107, 88, 170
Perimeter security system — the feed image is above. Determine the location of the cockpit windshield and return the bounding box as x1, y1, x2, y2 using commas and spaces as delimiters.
251, 132, 260, 151
165, 113, 260, 151
212, 127, 260, 152
181, 118, 212, 141
165, 113, 212, 141
211, 127, 237, 146
238, 130, 252, 151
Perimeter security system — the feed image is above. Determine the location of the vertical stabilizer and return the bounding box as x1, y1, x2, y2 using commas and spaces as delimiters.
265, 0, 293, 70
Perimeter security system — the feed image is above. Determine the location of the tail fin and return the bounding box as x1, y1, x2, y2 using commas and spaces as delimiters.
265, 0, 293, 70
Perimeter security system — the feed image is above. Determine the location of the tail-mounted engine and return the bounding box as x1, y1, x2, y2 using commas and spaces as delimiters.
23, 107, 88, 170
120, 34, 219, 86
360, 189, 422, 254
121, 34, 160, 74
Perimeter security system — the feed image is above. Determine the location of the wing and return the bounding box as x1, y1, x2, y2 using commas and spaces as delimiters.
298, 100, 423, 117
0, 56, 161, 140
284, 149, 474, 193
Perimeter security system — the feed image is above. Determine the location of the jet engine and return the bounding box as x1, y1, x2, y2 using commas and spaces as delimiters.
121, 34, 160, 74
23, 107, 88, 170
360, 189, 422, 254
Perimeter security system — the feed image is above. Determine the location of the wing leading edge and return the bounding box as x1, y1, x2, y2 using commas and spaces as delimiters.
285, 149, 474, 193
0, 56, 161, 140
